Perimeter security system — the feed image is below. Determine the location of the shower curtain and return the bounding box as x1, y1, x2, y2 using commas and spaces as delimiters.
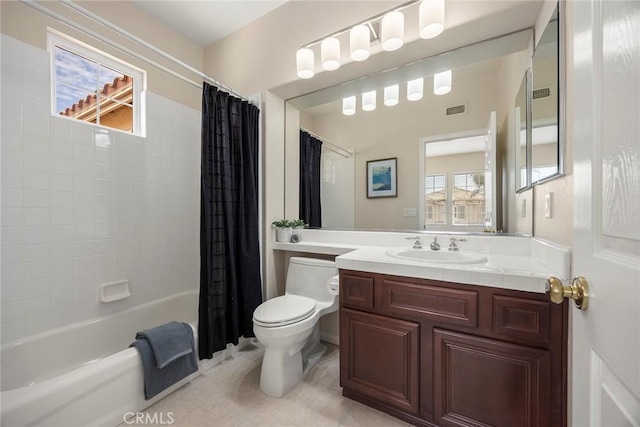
199, 83, 262, 359
299, 130, 323, 228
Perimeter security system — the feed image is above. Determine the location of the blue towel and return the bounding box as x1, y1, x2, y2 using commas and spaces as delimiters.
135, 321, 194, 368
130, 322, 198, 400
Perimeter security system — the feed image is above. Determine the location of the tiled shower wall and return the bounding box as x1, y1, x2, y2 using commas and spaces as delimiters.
1, 35, 201, 344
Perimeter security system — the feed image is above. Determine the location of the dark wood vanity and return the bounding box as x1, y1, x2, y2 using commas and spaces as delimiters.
339, 269, 568, 427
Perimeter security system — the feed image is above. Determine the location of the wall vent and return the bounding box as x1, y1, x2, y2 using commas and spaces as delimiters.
446, 104, 466, 116
533, 87, 551, 100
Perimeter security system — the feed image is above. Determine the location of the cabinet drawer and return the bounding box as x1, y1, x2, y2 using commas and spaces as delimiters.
382, 280, 478, 327
341, 274, 374, 309
492, 295, 550, 345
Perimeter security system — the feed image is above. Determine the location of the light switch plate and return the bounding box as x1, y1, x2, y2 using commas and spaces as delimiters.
404, 208, 417, 217
521, 199, 527, 217
544, 192, 553, 218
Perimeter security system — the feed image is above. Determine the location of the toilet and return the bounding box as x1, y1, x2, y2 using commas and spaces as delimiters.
252, 257, 338, 397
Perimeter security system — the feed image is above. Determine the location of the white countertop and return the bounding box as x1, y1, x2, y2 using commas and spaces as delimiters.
336, 246, 555, 294
273, 230, 571, 294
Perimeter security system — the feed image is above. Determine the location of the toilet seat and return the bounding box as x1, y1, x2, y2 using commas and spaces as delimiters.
253, 295, 316, 328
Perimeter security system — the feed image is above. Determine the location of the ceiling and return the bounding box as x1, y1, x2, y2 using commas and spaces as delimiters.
132, 0, 289, 47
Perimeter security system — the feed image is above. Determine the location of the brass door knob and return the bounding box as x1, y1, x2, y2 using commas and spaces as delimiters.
545, 276, 589, 310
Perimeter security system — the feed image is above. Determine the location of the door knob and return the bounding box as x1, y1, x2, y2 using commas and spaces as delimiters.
545, 276, 589, 310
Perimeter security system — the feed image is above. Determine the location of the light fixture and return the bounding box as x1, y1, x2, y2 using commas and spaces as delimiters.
362, 90, 376, 111
296, 48, 315, 79
342, 96, 356, 115
407, 78, 424, 101
381, 11, 404, 51
434, 70, 452, 95
350, 25, 370, 61
321, 37, 340, 71
384, 85, 399, 106
419, 0, 445, 39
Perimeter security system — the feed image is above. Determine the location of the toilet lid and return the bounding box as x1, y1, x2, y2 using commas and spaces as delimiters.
253, 295, 316, 327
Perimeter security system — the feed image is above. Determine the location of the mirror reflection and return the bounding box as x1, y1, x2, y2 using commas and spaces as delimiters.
531, 5, 560, 183
286, 29, 534, 233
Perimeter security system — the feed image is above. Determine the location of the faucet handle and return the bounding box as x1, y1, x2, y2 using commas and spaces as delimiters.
405, 236, 421, 240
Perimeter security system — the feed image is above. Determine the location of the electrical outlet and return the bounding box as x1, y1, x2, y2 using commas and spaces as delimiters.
544, 192, 553, 218
403, 208, 417, 217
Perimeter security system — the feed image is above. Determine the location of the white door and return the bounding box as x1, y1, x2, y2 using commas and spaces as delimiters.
484, 111, 497, 230
571, 1, 640, 425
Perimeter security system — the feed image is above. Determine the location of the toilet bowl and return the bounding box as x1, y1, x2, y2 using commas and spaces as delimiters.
252, 257, 338, 397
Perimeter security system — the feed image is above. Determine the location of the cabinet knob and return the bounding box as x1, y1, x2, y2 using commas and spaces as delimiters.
545, 276, 589, 310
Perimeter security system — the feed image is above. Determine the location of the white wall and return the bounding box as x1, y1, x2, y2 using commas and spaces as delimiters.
0, 35, 201, 344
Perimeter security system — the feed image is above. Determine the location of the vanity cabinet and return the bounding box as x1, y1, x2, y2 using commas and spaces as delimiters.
339, 270, 567, 427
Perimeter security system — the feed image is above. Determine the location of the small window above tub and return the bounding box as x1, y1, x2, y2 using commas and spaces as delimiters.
47, 31, 146, 136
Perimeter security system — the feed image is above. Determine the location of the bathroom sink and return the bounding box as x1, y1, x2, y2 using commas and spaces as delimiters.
386, 247, 488, 265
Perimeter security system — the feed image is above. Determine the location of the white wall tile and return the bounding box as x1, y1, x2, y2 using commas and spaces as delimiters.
1, 149, 23, 170
2, 130, 22, 151
2, 245, 24, 265
1, 39, 201, 344
23, 244, 50, 263
24, 208, 51, 226
23, 171, 50, 190
2, 169, 23, 189
2, 208, 23, 227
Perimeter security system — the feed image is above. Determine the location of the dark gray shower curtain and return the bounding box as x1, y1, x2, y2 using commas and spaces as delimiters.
299, 130, 323, 228
199, 82, 262, 359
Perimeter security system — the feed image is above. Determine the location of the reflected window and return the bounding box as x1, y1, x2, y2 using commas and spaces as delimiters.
425, 174, 446, 225
452, 172, 486, 225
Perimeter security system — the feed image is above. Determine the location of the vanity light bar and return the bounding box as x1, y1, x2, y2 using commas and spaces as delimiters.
343, 73, 455, 116
296, 0, 446, 79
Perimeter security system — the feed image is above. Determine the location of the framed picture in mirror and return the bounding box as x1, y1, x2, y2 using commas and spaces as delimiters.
367, 158, 397, 198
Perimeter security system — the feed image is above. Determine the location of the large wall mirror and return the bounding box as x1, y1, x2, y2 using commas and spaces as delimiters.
284, 29, 537, 234
531, 4, 562, 184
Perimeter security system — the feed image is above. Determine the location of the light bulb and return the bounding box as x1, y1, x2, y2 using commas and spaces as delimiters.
350, 25, 370, 61
381, 11, 404, 51
321, 37, 341, 71
384, 85, 399, 106
362, 90, 376, 111
343, 96, 356, 115
296, 48, 315, 79
434, 70, 452, 95
407, 78, 424, 101
419, 0, 445, 39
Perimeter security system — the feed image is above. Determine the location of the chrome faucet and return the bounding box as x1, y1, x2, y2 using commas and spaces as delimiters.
448, 237, 467, 252
430, 237, 441, 251
405, 236, 423, 249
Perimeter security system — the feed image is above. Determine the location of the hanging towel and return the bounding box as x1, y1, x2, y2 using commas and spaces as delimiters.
130, 322, 198, 400
135, 321, 194, 368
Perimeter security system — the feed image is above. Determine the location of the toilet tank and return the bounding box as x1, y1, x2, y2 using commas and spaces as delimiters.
285, 257, 337, 303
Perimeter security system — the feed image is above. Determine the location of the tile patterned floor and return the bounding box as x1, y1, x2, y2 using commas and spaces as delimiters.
130, 342, 412, 427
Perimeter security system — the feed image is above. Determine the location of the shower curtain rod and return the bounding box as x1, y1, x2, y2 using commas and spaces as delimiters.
300, 128, 352, 158
20, 0, 256, 106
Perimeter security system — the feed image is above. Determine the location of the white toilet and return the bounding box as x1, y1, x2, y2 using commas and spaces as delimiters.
252, 257, 338, 397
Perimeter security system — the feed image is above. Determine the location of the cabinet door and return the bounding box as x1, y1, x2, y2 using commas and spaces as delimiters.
341, 309, 420, 414
433, 329, 550, 427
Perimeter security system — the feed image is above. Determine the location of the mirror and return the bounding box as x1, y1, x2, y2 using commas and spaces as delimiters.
285, 29, 535, 233
531, 5, 561, 184
515, 69, 531, 192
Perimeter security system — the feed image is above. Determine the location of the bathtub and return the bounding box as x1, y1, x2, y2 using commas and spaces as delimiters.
0, 291, 228, 427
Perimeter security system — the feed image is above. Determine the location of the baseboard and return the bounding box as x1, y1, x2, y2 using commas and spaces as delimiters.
320, 331, 339, 346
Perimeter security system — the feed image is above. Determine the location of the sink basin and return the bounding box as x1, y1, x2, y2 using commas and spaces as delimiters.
386, 247, 488, 265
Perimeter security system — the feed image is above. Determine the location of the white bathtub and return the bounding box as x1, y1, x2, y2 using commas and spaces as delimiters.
0, 291, 224, 427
